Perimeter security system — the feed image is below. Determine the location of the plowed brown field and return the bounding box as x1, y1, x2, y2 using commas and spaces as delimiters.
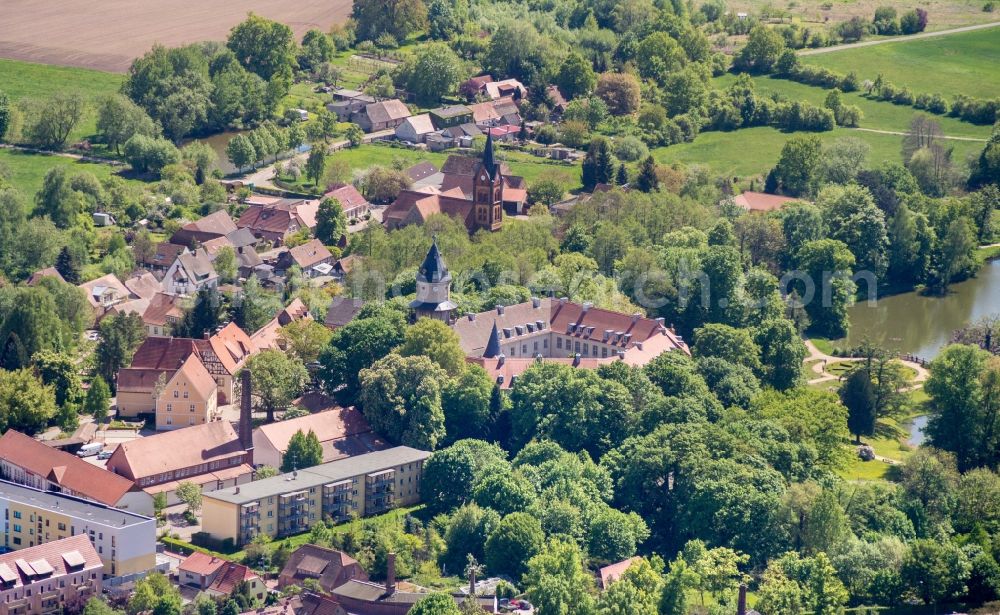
0, 0, 352, 73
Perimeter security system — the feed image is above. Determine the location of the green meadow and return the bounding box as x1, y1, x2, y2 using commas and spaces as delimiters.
714, 73, 992, 140
0, 58, 125, 146
0, 149, 127, 203
802, 26, 1000, 99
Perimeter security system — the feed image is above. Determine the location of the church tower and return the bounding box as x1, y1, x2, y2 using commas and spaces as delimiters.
409, 238, 457, 322
472, 132, 503, 232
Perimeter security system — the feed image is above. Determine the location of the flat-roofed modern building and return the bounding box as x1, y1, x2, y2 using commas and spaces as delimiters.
201, 447, 429, 546
0, 480, 156, 578
0, 534, 103, 615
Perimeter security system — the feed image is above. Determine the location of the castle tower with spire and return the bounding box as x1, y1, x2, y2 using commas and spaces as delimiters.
472, 132, 503, 232
409, 237, 457, 322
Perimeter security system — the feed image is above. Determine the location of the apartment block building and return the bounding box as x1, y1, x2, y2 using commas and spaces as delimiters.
0, 534, 103, 615
0, 480, 156, 578
201, 447, 430, 546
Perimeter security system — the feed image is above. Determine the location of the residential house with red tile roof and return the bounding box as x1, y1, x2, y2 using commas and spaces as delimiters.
154, 354, 219, 431
178, 552, 265, 602
0, 430, 151, 514
0, 535, 103, 614
252, 401, 387, 469
276, 239, 334, 277
170, 210, 239, 246
25, 267, 65, 286
137, 242, 187, 276
323, 184, 371, 221
277, 545, 368, 594
237, 201, 312, 246
141, 293, 185, 337
105, 421, 253, 504
250, 298, 312, 351
116, 323, 258, 414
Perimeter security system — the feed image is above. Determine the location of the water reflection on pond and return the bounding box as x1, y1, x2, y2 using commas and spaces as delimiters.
837, 259, 1000, 359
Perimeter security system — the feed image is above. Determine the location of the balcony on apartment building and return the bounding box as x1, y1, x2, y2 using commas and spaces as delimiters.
365, 470, 396, 514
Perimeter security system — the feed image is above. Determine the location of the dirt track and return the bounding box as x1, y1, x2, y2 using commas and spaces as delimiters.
0, 0, 353, 73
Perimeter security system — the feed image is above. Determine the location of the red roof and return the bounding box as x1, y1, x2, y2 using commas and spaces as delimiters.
598, 557, 641, 590
732, 191, 802, 213
0, 430, 134, 506
209, 562, 259, 595
179, 551, 228, 577
0, 535, 102, 588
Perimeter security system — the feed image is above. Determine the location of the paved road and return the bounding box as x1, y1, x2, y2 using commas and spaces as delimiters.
798, 21, 1000, 56
849, 127, 988, 143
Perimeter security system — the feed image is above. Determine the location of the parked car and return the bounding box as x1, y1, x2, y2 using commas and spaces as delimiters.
97, 450, 113, 460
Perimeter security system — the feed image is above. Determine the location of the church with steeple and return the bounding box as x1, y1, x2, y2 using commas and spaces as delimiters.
382, 132, 528, 233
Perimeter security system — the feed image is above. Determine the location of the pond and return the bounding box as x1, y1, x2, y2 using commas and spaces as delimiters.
188, 130, 245, 175
186, 130, 312, 177
905, 414, 928, 447
836, 259, 1000, 359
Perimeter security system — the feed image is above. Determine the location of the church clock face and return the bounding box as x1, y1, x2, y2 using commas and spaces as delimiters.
481, 175, 486, 180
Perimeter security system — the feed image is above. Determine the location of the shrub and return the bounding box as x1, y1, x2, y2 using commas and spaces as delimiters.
900, 9, 928, 34
840, 72, 860, 92
927, 93, 949, 114
894, 88, 915, 106
614, 136, 649, 162
836, 105, 863, 127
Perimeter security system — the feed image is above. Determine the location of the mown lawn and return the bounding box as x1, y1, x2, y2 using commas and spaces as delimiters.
714, 73, 992, 140
282, 143, 581, 193
801, 26, 1000, 99
0, 148, 128, 202
0, 58, 124, 146
651, 124, 982, 180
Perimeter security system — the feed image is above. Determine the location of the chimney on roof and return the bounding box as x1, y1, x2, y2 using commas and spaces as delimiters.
559, 297, 568, 305
531, 296, 541, 308
573, 353, 581, 367
467, 313, 475, 321
496, 305, 505, 316
386, 553, 397, 595
631, 313, 642, 323
738, 584, 747, 615
239, 370, 254, 453
582, 302, 592, 312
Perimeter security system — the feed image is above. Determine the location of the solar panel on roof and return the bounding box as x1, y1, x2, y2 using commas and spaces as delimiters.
62, 551, 86, 569
0, 563, 17, 584
28, 559, 53, 576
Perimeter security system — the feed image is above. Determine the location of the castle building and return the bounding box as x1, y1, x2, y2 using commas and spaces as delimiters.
410, 246, 691, 387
